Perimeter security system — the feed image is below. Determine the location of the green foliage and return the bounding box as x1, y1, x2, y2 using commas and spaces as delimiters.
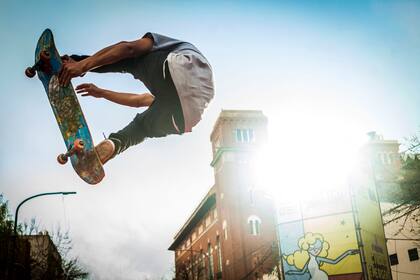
52, 225, 89, 280
393, 131, 420, 206
0, 194, 89, 279
396, 156, 420, 205
0, 194, 13, 237
62, 257, 89, 280
381, 133, 420, 234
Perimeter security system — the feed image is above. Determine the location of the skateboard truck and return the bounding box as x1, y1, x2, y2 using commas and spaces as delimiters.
25, 50, 52, 78
57, 139, 85, 165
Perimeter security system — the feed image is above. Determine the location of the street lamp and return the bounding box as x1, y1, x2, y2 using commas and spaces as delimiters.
13, 192, 77, 235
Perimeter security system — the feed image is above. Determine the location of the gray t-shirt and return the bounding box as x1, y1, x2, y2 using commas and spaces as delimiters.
140, 33, 214, 132
143, 32, 200, 54
92, 33, 214, 132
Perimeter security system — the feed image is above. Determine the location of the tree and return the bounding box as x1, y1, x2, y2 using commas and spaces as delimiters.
51, 226, 89, 280
380, 132, 420, 239
0, 194, 89, 279
0, 194, 14, 238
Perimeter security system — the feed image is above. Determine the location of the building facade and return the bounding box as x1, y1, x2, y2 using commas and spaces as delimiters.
169, 110, 278, 280
275, 132, 420, 280
366, 132, 420, 280
169, 114, 419, 280
0, 233, 63, 280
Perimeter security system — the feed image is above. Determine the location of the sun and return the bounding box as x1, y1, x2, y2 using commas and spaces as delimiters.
254, 103, 368, 204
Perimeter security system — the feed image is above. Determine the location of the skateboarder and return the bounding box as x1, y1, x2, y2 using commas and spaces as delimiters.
58, 32, 214, 164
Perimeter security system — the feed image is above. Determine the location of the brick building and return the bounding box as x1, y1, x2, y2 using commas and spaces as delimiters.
169, 110, 278, 279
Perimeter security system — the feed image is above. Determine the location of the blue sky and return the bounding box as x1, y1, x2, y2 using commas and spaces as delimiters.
1, 0, 419, 278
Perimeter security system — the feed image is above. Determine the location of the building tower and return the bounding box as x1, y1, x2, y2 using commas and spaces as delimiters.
209, 110, 277, 279
169, 110, 277, 280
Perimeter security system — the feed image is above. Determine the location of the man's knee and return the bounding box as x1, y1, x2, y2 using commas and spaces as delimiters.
139, 112, 177, 138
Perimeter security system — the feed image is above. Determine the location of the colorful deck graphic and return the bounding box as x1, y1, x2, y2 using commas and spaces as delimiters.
34, 29, 104, 184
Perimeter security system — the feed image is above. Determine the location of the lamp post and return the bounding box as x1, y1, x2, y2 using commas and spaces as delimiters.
13, 191, 76, 235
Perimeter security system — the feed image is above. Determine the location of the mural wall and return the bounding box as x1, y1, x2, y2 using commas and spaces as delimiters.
277, 159, 391, 280
278, 189, 363, 280
349, 160, 392, 279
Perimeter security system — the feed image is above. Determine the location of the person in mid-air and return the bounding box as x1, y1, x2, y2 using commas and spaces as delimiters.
58, 32, 214, 164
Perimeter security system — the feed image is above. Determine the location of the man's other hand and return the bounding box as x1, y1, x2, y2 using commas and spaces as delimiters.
75, 83, 105, 98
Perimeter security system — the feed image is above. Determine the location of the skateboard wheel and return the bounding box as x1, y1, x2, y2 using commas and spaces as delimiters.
57, 154, 68, 165
25, 67, 36, 78
40, 51, 50, 61
73, 139, 85, 152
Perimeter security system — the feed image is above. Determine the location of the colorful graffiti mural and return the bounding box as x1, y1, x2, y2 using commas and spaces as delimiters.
278, 210, 362, 279
277, 157, 392, 280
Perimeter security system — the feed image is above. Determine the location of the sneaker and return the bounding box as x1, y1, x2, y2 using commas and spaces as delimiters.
95, 139, 115, 165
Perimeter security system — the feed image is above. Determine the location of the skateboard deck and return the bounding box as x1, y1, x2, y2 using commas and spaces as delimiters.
26, 29, 105, 185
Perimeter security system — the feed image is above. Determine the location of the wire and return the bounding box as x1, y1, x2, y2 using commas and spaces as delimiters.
61, 195, 69, 230
386, 237, 420, 241
391, 269, 420, 276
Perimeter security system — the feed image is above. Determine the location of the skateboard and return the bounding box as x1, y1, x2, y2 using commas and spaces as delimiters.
26, 29, 105, 185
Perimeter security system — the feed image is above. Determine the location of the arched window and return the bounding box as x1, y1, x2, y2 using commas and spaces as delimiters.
247, 215, 261, 236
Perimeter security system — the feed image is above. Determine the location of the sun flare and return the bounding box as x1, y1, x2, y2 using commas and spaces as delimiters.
255, 104, 368, 204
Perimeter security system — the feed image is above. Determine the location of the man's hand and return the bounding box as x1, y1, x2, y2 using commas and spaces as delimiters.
75, 83, 105, 98
58, 60, 86, 86
61, 55, 75, 63
75, 84, 154, 107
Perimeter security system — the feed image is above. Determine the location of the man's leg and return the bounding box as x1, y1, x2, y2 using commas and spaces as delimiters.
94, 51, 184, 164
96, 99, 179, 164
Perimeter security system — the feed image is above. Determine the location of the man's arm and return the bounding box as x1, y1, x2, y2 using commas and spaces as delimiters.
75, 83, 155, 108
58, 37, 153, 86
63, 55, 130, 74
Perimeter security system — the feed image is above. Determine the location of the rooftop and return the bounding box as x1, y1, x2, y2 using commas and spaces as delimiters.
210, 110, 267, 140
168, 186, 216, 251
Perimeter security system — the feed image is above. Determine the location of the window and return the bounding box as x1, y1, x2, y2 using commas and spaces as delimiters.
389, 253, 399, 266
235, 129, 255, 143
206, 215, 212, 227
200, 249, 206, 273
379, 152, 395, 165
249, 188, 255, 205
192, 231, 197, 241
208, 243, 215, 280
198, 224, 204, 234
408, 248, 419, 262
216, 236, 223, 273
388, 153, 393, 164
222, 220, 228, 240
213, 208, 218, 219
248, 215, 261, 236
